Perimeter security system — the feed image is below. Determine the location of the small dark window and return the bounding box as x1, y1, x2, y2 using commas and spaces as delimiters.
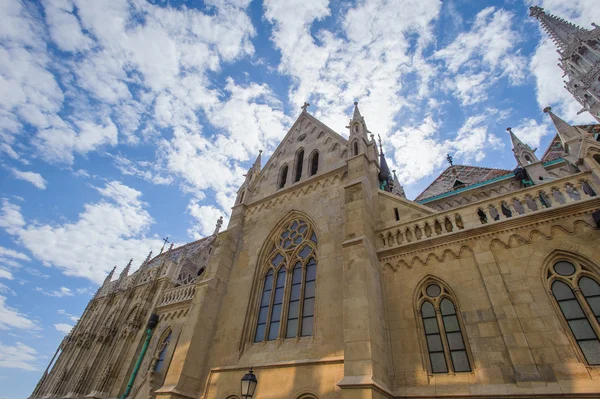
394, 208, 400, 221
524, 155, 532, 164
594, 154, 600, 165
295, 150, 304, 182
239, 190, 245, 204
310, 151, 319, 176
278, 165, 288, 189
353, 141, 359, 156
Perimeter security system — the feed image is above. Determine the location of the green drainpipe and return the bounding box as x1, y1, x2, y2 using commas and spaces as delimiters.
120, 313, 159, 399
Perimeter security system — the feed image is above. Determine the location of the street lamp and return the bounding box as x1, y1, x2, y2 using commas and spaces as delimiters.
240, 368, 258, 398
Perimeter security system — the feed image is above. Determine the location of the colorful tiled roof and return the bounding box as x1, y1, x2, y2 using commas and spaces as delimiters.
415, 165, 513, 202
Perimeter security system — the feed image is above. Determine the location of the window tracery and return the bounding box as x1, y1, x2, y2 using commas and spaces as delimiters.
547, 258, 600, 365
416, 279, 471, 374
154, 329, 172, 373
254, 218, 317, 342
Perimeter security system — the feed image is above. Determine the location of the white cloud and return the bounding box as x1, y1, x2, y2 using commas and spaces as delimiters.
390, 109, 505, 184
53, 323, 73, 334
58, 309, 79, 323
0, 295, 40, 331
0, 246, 30, 261
0, 341, 39, 371
264, 0, 442, 136
511, 118, 552, 150
35, 286, 73, 298
10, 168, 47, 189
0, 267, 13, 280
187, 201, 228, 239
0, 182, 164, 284
433, 7, 526, 105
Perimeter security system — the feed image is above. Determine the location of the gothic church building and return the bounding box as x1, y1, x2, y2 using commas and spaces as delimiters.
31, 7, 600, 399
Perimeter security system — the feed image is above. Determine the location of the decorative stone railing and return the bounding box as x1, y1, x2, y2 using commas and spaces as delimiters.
377, 172, 599, 250
156, 284, 196, 308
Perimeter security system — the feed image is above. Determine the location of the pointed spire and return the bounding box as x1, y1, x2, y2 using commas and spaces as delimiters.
142, 250, 153, 266
352, 101, 362, 121
378, 134, 391, 187
252, 150, 262, 171
529, 6, 588, 52
507, 127, 530, 150
119, 259, 132, 279
102, 266, 116, 286
508, 127, 538, 166
213, 216, 223, 235
543, 106, 581, 141
392, 170, 406, 198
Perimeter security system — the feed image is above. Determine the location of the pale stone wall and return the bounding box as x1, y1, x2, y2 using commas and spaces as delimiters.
382, 212, 600, 397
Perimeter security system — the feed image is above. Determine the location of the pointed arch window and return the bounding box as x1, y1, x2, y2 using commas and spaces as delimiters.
294, 150, 304, 182
154, 330, 172, 372
309, 151, 319, 176
417, 281, 471, 373
353, 141, 359, 156
547, 259, 600, 365
278, 165, 288, 189
254, 218, 317, 342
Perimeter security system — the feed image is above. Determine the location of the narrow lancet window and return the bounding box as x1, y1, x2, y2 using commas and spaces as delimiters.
418, 281, 471, 373
310, 151, 319, 176
353, 141, 359, 156
295, 150, 304, 182
278, 165, 288, 189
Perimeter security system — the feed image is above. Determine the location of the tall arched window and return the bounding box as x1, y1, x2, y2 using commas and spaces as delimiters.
278, 165, 288, 189
254, 218, 317, 342
309, 151, 319, 176
547, 259, 600, 365
417, 280, 471, 373
154, 330, 172, 372
294, 150, 304, 182
353, 141, 359, 156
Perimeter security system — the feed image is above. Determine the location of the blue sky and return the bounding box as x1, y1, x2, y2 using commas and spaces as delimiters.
0, 0, 599, 397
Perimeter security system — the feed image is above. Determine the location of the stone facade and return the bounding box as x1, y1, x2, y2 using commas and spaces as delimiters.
29, 102, 600, 399
29, 8, 600, 399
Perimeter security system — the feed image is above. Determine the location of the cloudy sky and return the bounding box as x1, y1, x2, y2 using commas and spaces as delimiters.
0, 0, 599, 397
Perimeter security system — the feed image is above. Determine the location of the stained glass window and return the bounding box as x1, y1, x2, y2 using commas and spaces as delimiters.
254, 218, 317, 342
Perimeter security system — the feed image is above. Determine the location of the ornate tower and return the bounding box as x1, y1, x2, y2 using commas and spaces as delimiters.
530, 6, 600, 122
347, 102, 370, 156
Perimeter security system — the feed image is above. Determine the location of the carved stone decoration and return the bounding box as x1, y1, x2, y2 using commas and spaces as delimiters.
52, 369, 68, 395
96, 362, 113, 392
74, 365, 89, 394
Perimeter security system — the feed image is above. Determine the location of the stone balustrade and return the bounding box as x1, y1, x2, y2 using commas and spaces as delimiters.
377, 172, 599, 250
157, 284, 196, 308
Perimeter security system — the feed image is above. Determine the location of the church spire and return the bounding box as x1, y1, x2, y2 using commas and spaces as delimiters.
507, 127, 538, 166
352, 101, 362, 121
529, 6, 586, 52
120, 259, 132, 279
377, 135, 392, 191
392, 170, 406, 198
530, 7, 600, 122
543, 106, 582, 142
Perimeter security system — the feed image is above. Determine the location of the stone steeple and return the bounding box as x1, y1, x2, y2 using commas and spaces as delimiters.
392, 170, 406, 198
508, 127, 539, 166
530, 6, 600, 122
347, 102, 370, 156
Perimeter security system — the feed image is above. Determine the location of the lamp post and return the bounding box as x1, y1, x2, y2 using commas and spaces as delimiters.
240, 368, 258, 398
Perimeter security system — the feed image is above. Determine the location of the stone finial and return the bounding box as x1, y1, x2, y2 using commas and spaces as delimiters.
543, 106, 552, 113
120, 259, 132, 279
301, 102, 310, 112
214, 216, 224, 235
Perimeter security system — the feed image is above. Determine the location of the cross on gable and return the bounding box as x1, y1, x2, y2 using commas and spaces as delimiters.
301, 102, 310, 111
